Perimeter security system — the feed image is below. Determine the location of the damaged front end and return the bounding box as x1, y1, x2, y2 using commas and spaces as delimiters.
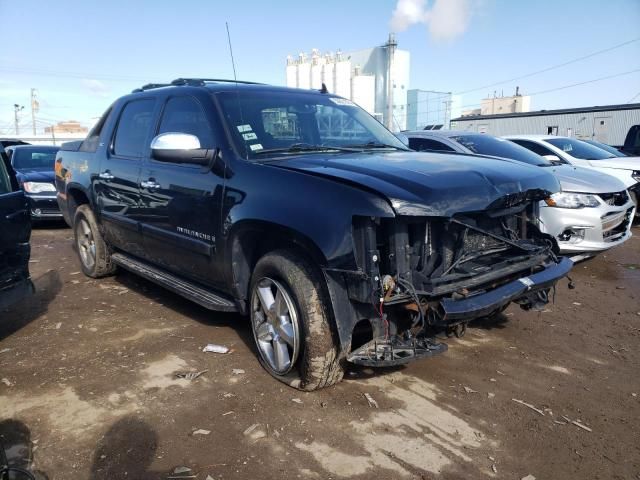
327, 192, 573, 367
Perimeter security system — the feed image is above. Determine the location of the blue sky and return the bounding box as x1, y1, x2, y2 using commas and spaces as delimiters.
1, 0, 639, 133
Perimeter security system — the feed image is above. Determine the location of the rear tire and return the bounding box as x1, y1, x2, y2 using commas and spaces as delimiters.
73, 205, 116, 278
249, 250, 344, 390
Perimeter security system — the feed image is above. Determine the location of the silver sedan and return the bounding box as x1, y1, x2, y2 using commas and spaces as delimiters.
539, 165, 635, 254
404, 131, 635, 255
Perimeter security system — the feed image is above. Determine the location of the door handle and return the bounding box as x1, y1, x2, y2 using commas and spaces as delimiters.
99, 171, 114, 180
140, 179, 161, 190
5, 209, 28, 221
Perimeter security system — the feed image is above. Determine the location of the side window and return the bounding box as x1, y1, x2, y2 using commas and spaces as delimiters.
409, 137, 455, 152
81, 106, 113, 153
0, 158, 11, 194
512, 139, 555, 156
112, 99, 155, 158
158, 96, 214, 148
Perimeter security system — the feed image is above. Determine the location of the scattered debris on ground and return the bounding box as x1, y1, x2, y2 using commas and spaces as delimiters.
363, 392, 379, 408
175, 370, 208, 380
202, 344, 230, 354
512, 398, 545, 416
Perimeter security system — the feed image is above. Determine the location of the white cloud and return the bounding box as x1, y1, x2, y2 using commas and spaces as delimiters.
390, 0, 475, 42
81, 78, 110, 97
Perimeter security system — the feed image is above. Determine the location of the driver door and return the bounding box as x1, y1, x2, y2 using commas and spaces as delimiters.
0, 156, 32, 309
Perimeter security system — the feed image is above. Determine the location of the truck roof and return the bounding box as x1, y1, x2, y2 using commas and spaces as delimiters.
130, 78, 325, 97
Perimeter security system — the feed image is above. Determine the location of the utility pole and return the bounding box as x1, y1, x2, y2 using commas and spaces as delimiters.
13, 104, 24, 135
30, 88, 39, 135
385, 33, 397, 131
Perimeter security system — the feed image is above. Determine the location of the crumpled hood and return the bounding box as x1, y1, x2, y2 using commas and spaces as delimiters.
550, 165, 627, 194
588, 157, 640, 170
267, 151, 560, 216
16, 169, 55, 185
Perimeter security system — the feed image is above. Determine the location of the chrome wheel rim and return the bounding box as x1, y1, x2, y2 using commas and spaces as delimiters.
251, 277, 300, 375
76, 218, 96, 270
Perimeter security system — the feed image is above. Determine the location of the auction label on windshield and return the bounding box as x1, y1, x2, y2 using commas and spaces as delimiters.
237, 124, 252, 133
249, 143, 263, 151
243, 132, 258, 141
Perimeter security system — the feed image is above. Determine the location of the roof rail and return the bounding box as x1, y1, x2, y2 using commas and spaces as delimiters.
131, 83, 172, 93
131, 78, 265, 93
171, 78, 264, 86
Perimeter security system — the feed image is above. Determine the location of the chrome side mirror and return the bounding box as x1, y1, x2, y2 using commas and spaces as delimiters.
151, 132, 201, 151
150, 133, 212, 165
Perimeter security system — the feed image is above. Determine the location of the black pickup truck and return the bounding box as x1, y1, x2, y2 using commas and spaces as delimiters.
55, 78, 572, 390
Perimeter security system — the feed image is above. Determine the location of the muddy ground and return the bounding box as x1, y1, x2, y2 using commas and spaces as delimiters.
0, 224, 638, 480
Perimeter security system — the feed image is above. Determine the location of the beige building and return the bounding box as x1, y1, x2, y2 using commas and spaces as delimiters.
480, 94, 531, 116
44, 120, 88, 135
462, 88, 532, 117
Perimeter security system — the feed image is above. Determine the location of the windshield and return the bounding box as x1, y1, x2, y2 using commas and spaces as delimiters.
217, 91, 407, 159
451, 134, 550, 166
583, 140, 628, 157
544, 138, 616, 160
11, 147, 59, 170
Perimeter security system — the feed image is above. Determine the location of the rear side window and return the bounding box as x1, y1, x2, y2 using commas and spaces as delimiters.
451, 135, 548, 166
113, 99, 155, 158
81, 106, 113, 152
409, 137, 455, 152
511, 139, 556, 157
158, 96, 214, 148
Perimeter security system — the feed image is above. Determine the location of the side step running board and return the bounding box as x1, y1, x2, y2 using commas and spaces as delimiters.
111, 253, 237, 312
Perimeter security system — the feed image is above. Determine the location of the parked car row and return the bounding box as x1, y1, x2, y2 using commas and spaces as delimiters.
405, 130, 638, 259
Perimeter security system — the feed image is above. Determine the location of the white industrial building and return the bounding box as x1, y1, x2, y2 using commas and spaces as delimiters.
451, 103, 640, 146
285, 35, 410, 131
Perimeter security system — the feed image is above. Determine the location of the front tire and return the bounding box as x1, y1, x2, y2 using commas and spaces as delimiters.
73, 205, 116, 278
249, 250, 344, 390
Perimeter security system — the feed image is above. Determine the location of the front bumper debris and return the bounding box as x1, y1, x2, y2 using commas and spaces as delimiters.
348, 336, 447, 366
440, 256, 573, 321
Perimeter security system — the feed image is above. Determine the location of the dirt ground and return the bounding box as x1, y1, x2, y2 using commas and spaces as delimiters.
0, 223, 638, 480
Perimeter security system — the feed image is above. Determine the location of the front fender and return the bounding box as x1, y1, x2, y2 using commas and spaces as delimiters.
223, 160, 395, 270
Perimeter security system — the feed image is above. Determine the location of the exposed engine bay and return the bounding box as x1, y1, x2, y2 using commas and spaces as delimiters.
345, 197, 572, 366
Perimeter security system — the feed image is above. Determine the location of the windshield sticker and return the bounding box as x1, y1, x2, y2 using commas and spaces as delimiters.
329, 98, 356, 107
242, 132, 258, 141
249, 143, 263, 151
237, 124, 252, 133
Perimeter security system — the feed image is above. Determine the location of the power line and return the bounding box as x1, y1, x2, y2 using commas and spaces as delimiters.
411, 68, 640, 119
627, 91, 640, 103
525, 68, 640, 96
0, 65, 147, 82
456, 37, 640, 96
406, 37, 640, 109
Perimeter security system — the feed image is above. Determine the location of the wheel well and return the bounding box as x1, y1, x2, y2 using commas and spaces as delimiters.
67, 188, 90, 218
230, 226, 327, 314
